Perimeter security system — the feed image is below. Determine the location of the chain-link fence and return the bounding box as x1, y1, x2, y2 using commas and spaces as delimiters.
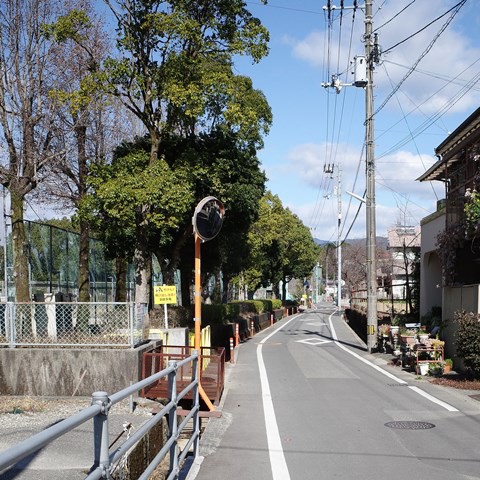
0, 302, 146, 348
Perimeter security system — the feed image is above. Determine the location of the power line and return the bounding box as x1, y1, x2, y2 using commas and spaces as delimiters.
373, 0, 467, 119
245, 2, 324, 16
382, 0, 466, 56
373, 0, 416, 33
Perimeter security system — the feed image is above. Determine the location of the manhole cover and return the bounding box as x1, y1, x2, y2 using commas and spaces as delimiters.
385, 421, 435, 430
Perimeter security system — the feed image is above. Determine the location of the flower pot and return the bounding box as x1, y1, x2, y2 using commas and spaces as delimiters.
400, 335, 416, 345
443, 364, 451, 374
418, 363, 429, 375
390, 326, 400, 335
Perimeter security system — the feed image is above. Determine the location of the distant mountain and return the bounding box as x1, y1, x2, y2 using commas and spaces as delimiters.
314, 237, 389, 248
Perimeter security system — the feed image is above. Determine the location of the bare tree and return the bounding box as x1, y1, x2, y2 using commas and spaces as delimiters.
39, 1, 137, 301
0, 0, 60, 302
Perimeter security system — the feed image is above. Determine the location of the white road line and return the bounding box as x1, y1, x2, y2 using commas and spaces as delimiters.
408, 386, 459, 412
256, 315, 299, 480
327, 310, 459, 412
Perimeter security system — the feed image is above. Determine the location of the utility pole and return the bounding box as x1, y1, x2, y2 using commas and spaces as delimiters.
365, 0, 378, 353
336, 165, 342, 311
324, 163, 342, 310
321, 1, 379, 351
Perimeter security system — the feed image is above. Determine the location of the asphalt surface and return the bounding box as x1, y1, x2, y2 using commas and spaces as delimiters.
187, 305, 480, 480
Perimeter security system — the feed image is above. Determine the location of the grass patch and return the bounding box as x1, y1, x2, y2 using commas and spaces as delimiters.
0, 396, 48, 414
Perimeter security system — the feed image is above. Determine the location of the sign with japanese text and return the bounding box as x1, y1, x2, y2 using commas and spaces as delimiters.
154, 285, 177, 305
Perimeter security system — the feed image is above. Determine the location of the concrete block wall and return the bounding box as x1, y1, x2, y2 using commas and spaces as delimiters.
0, 341, 161, 396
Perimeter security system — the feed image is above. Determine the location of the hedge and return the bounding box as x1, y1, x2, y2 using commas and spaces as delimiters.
454, 310, 480, 377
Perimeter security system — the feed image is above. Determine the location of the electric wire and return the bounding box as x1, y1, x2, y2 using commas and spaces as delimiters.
373, 0, 467, 119
374, 51, 480, 153
378, 68, 480, 159
383, 59, 480, 92
245, 2, 324, 16
310, 4, 360, 236
381, 63, 440, 202
373, 0, 416, 33
381, 0, 466, 56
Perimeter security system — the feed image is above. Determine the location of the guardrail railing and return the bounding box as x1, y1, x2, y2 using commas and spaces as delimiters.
0, 351, 200, 479
0, 302, 146, 348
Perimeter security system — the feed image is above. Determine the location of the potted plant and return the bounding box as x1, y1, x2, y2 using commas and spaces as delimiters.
418, 362, 429, 375
378, 324, 390, 337
399, 328, 417, 345
444, 358, 453, 373
417, 329, 429, 343
390, 316, 400, 336
428, 362, 444, 377
430, 338, 445, 360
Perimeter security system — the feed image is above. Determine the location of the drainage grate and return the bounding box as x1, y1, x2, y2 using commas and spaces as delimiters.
385, 421, 435, 430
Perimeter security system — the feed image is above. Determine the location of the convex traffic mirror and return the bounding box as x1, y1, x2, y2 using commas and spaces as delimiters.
193, 196, 225, 241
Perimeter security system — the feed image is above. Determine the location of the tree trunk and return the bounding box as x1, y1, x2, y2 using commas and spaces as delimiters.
11, 191, 30, 303
272, 283, 280, 300
134, 220, 152, 309
133, 131, 160, 309
76, 123, 90, 302
180, 261, 192, 308
281, 275, 287, 302
78, 219, 90, 302
211, 272, 222, 303
115, 255, 128, 302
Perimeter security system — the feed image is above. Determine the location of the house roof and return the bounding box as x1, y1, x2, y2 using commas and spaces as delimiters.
387, 226, 421, 249
417, 106, 480, 182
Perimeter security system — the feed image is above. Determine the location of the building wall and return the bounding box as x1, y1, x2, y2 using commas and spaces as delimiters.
420, 208, 445, 317
443, 285, 480, 367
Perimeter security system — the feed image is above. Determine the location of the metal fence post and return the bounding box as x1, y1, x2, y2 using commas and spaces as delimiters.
168, 360, 179, 477
92, 391, 111, 478
7, 302, 14, 348
129, 303, 134, 348
192, 351, 200, 458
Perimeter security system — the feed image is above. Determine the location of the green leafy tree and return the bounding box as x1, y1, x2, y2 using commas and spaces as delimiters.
88, 138, 195, 303
102, 0, 270, 304
246, 192, 320, 300
172, 129, 267, 305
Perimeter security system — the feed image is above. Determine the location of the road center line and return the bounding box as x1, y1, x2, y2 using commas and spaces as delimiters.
256, 315, 299, 480
327, 310, 458, 412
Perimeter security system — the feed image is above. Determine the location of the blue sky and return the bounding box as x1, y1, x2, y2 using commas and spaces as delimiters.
26, 1, 480, 243
234, 0, 480, 241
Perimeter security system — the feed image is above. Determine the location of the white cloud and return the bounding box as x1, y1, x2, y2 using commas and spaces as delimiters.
288, 142, 363, 188
283, 143, 441, 239
289, 1, 480, 115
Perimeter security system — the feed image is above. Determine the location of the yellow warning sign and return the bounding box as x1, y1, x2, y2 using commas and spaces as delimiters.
154, 285, 177, 305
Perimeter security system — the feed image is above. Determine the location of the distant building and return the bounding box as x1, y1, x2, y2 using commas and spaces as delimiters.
387, 226, 421, 300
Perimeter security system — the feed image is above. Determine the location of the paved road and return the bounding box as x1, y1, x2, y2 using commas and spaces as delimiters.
189, 303, 480, 480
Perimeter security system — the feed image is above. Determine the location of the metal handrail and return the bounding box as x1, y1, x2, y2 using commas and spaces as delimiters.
0, 351, 200, 479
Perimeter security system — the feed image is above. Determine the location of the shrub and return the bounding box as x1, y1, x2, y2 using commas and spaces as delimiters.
272, 299, 282, 309
454, 310, 480, 377
202, 304, 226, 325
257, 299, 273, 313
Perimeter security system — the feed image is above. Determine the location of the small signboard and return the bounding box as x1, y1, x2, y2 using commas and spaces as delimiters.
154, 285, 177, 305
